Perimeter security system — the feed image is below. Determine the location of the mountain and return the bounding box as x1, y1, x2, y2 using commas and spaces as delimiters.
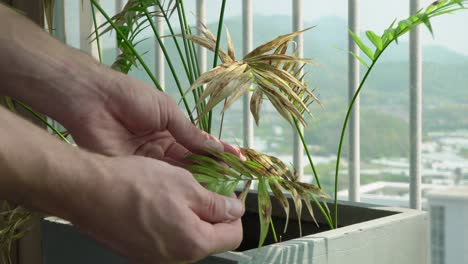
100, 15, 468, 158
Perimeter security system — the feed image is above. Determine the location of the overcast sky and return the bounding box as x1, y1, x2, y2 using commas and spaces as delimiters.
184, 0, 468, 56
77, 0, 468, 56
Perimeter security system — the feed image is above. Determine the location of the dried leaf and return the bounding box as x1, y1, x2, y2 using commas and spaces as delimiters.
226, 28, 235, 60
238, 180, 252, 206
268, 178, 290, 233
244, 27, 314, 59
257, 178, 272, 247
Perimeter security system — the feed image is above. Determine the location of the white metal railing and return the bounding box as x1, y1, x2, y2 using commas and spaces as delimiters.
292, 0, 304, 181
68, 0, 424, 208
409, 0, 422, 210
348, 0, 361, 203
242, 0, 254, 149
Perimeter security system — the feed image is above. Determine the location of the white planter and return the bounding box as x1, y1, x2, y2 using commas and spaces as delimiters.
199, 191, 429, 264
40, 191, 428, 264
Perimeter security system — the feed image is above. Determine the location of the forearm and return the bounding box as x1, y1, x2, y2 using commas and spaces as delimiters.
0, 105, 107, 222
0, 4, 113, 129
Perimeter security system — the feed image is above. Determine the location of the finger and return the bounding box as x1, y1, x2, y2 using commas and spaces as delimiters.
191, 188, 244, 223
135, 135, 191, 162
198, 219, 243, 254
165, 99, 244, 159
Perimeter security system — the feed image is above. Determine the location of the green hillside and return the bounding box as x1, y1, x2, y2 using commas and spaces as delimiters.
101, 15, 468, 159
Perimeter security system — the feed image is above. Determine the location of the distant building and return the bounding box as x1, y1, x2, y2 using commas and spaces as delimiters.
337, 181, 447, 209
427, 187, 468, 264
339, 183, 468, 264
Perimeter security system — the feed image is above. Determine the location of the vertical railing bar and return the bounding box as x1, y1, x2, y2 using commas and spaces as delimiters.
154, 6, 165, 90
115, 0, 124, 57
48, 0, 67, 133
348, 0, 360, 202
52, 0, 67, 43
292, 0, 304, 180
196, 0, 207, 74
409, 0, 422, 210
242, 0, 254, 148
79, 0, 99, 59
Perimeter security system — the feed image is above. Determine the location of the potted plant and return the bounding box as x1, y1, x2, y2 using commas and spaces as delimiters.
1, 0, 466, 263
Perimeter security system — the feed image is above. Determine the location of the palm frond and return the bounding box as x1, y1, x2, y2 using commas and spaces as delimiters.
182, 27, 319, 127
186, 148, 328, 247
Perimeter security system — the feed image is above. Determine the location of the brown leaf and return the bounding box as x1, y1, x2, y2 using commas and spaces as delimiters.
226, 28, 236, 60
244, 27, 314, 59
268, 178, 290, 233
250, 89, 264, 125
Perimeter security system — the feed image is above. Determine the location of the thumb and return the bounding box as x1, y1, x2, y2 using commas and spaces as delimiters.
165, 99, 243, 157
192, 190, 245, 223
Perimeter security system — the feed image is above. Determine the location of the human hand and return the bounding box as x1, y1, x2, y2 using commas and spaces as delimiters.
64, 70, 242, 166
67, 154, 244, 263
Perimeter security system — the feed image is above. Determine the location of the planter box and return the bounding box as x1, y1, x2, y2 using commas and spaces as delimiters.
200, 191, 429, 264
40, 191, 428, 264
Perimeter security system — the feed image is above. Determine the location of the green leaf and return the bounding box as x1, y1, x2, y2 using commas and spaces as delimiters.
419, 14, 434, 36
365, 30, 383, 51
257, 177, 272, 247
349, 51, 369, 68
348, 30, 374, 60
218, 180, 240, 196
193, 174, 217, 183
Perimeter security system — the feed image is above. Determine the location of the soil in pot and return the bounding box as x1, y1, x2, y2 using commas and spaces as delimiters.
235, 211, 334, 251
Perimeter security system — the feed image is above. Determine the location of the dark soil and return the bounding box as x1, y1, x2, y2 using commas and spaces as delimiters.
235, 211, 333, 252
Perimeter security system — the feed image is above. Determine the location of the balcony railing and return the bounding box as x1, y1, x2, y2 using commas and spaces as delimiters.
60, 0, 424, 210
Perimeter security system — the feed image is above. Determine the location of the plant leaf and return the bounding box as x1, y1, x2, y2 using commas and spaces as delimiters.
349, 51, 369, 68
348, 30, 374, 60
238, 180, 252, 206
269, 178, 290, 233
257, 177, 272, 247
244, 27, 314, 59
365, 30, 383, 51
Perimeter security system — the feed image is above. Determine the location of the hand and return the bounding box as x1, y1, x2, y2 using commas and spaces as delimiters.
65, 71, 242, 166
72, 155, 244, 263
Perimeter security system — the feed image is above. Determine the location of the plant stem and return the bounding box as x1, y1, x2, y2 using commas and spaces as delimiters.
333, 47, 388, 228
91, 0, 163, 91
310, 195, 334, 230
293, 117, 321, 189
208, 0, 228, 134
143, 9, 195, 124
157, 2, 192, 83
90, 3, 103, 64
270, 219, 278, 243
14, 100, 70, 144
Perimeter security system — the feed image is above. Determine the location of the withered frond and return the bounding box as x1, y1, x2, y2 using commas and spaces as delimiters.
183, 26, 320, 127
185, 148, 329, 247
1, 202, 36, 262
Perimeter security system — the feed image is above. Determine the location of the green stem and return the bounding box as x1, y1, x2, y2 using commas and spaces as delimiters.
143, 9, 194, 124
270, 219, 278, 243
310, 195, 334, 230
157, 2, 192, 83
14, 100, 70, 144
91, 0, 163, 91
293, 117, 321, 189
209, 0, 228, 134
90, 3, 103, 64
218, 100, 227, 139
178, 0, 209, 131
333, 46, 388, 228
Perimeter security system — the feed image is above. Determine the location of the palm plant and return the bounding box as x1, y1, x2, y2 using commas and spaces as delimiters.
1, 0, 468, 261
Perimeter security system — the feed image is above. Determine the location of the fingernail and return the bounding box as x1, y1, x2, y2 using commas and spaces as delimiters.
225, 197, 244, 220
205, 139, 224, 152
239, 152, 247, 161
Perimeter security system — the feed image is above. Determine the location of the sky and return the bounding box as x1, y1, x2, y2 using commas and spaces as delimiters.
185, 0, 468, 56
70, 1, 468, 56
